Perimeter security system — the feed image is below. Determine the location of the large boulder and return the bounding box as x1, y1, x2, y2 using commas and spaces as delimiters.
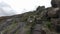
51, 0, 60, 8
47, 7, 59, 18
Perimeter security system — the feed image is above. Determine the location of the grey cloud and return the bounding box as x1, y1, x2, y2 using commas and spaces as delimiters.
0, 2, 16, 16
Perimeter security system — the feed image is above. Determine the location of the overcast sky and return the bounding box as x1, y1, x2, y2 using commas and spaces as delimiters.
0, 0, 51, 16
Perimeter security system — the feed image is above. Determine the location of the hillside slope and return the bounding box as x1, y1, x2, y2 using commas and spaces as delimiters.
0, 0, 60, 34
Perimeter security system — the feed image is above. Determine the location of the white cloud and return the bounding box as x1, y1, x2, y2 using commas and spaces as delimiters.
0, 0, 51, 15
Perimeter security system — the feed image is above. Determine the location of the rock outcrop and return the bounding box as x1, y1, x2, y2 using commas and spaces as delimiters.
0, 0, 60, 34
51, 0, 60, 8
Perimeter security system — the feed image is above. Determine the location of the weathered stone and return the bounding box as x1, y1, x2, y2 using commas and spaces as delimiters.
51, 18, 60, 32
47, 7, 59, 18
36, 6, 45, 11
55, 25, 60, 33
51, 0, 60, 8
31, 24, 42, 34
41, 30, 46, 34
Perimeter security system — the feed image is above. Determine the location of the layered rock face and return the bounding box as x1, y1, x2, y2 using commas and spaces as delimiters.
0, 0, 60, 34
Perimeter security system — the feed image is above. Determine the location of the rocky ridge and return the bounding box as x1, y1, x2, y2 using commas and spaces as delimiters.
0, 0, 60, 34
